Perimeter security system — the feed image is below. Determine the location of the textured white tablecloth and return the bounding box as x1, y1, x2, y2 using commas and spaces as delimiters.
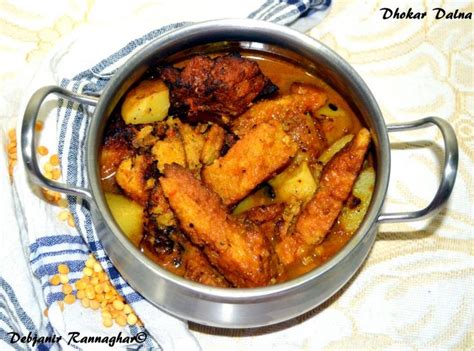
0, 0, 472, 350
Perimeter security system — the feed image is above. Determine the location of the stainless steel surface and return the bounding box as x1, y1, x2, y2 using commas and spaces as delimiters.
86, 19, 391, 327
21, 19, 459, 328
378, 117, 458, 223
21, 85, 98, 200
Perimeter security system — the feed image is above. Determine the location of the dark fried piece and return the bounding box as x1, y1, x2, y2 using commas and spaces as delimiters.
243, 203, 285, 224
141, 226, 185, 277
240, 203, 286, 246
100, 115, 135, 181
160, 53, 277, 119
147, 183, 177, 228
275, 128, 371, 265
202, 120, 298, 205
103, 113, 137, 145
142, 183, 184, 275
160, 164, 276, 287
232, 83, 328, 161
129, 121, 169, 151
100, 139, 133, 182
115, 155, 153, 205
176, 235, 231, 288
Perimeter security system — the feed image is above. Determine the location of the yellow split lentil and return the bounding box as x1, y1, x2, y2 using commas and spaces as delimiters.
52, 168, 61, 180
127, 313, 138, 326
50, 154, 60, 166
62, 284, 73, 295
64, 294, 76, 304
58, 199, 68, 208
67, 216, 75, 228
77, 290, 85, 299
8, 129, 16, 140
59, 274, 69, 284
35, 121, 44, 132
113, 300, 124, 311
50, 274, 60, 286
57, 210, 69, 221
7, 129, 17, 180
46, 256, 142, 328
115, 315, 127, 327
37, 145, 49, 156
103, 318, 113, 328
43, 162, 54, 172
81, 298, 90, 308
58, 264, 69, 275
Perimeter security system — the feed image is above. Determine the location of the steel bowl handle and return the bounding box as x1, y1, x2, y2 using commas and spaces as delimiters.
21, 85, 99, 201
377, 117, 458, 224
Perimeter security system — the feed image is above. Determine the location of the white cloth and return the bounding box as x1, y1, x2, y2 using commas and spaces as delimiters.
1, 0, 472, 350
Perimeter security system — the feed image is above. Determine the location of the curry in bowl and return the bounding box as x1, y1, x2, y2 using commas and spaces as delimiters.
100, 52, 375, 288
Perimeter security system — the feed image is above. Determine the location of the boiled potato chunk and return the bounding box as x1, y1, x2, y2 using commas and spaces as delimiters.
233, 160, 317, 215
317, 103, 353, 144
121, 80, 170, 124
232, 185, 274, 215
339, 166, 375, 233
269, 161, 317, 203
105, 192, 144, 247
318, 134, 353, 165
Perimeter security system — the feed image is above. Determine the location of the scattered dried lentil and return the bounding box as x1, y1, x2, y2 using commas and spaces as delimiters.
35, 121, 44, 132
64, 294, 76, 304
52, 168, 61, 180
59, 274, 69, 284
62, 284, 73, 295
58, 264, 69, 275
7, 129, 17, 179
67, 216, 75, 228
49, 154, 60, 166
37, 145, 48, 156
46, 256, 142, 328
50, 274, 61, 286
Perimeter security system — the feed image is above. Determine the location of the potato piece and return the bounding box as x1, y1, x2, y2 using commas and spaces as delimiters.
232, 185, 275, 215
316, 103, 353, 144
105, 193, 143, 247
338, 166, 375, 233
233, 161, 316, 215
151, 132, 186, 173
318, 134, 354, 165
121, 80, 170, 124
269, 161, 316, 203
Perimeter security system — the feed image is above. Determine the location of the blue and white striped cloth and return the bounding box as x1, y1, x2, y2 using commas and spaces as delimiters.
3, 1, 330, 350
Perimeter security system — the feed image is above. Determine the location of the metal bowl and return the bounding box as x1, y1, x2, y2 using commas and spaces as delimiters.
21, 19, 458, 328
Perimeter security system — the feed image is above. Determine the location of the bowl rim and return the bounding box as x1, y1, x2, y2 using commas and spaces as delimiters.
86, 18, 390, 301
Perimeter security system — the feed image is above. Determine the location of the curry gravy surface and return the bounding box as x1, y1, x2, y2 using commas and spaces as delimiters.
245, 52, 365, 282
100, 52, 369, 285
